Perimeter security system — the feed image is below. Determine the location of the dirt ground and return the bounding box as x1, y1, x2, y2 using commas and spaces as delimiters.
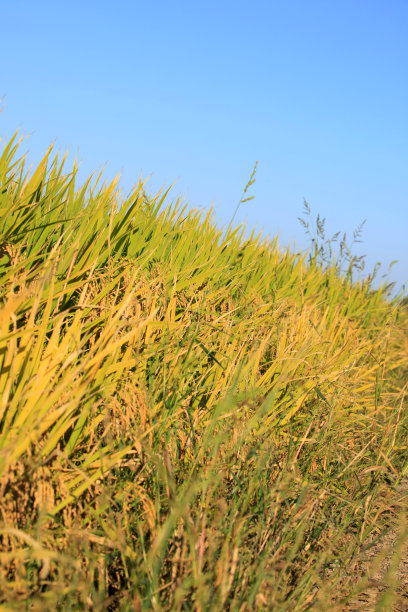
335, 477, 408, 611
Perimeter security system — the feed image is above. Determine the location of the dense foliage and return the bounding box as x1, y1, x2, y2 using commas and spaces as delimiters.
0, 132, 407, 610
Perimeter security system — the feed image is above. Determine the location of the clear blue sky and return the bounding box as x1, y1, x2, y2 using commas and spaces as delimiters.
2, 0, 407, 293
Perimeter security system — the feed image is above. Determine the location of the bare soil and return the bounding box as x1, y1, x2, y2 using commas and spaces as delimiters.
334, 477, 408, 611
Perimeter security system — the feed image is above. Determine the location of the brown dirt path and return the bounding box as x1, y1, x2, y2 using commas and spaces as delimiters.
338, 477, 408, 611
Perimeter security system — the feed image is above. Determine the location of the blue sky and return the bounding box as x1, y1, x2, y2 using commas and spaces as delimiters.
2, 0, 407, 293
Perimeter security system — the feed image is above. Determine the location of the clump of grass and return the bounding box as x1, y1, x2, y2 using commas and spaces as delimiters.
298, 199, 400, 296
298, 199, 367, 281
0, 130, 407, 610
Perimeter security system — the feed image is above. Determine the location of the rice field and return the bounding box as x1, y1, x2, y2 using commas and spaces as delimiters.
0, 131, 407, 610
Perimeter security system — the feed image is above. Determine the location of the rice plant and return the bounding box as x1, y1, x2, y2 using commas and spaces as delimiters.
0, 130, 407, 610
